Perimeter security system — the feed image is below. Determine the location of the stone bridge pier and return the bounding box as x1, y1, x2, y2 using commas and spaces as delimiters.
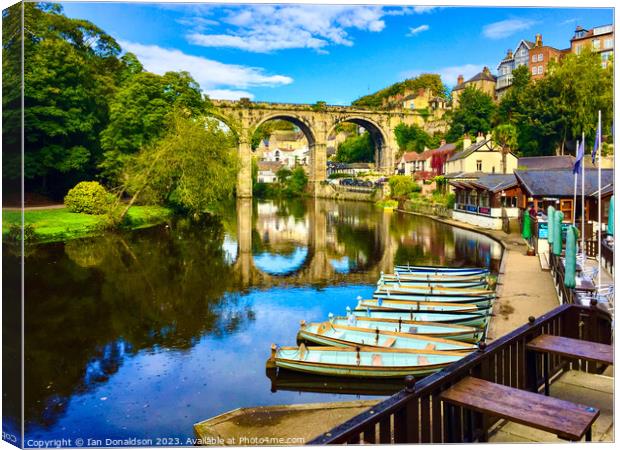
209, 99, 422, 198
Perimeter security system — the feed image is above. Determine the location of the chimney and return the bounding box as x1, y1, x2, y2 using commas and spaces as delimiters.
476, 132, 485, 143
507, 49, 513, 59
535, 33, 543, 47
463, 134, 471, 150
457, 74, 464, 85
485, 132, 492, 142
482, 66, 490, 76
440, 139, 446, 146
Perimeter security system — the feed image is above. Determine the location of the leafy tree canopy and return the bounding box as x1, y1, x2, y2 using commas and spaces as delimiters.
394, 123, 442, 153
334, 132, 375, 163
120, 109, 238, 215
3, 2, 128, 196
99, 70, 205, 181
498, 49, 613, 156
445, 86, 497, 142
352, 74, 447, 109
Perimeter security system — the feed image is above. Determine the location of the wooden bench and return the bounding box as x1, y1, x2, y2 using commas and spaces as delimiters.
440, 377, 599, 442
526, 334, 613, 395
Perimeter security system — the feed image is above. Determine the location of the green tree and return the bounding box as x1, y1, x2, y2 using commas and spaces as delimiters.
285, 167, 309, 196
276, 167, 293, 184
498, 50, 613, 155
394, 123, 440, 153
353, 73, 447, 109
492, 124, 518, 174
100, 71, 205, 181
3, 3, 126, 195
119, 110, 238, 217
446, 86, 496, 142
389, 175, 420, 200
335, 132, 374, 162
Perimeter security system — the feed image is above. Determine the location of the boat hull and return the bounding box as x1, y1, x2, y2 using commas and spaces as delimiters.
395, 265, 489, 276
352, 310, 491, 328
371, 295, 494, 309
272, 346, 467, 378
330, 317, 484, 343
380, 279, 487, 288
297, 322, 476, 352
359, 299, 493, 312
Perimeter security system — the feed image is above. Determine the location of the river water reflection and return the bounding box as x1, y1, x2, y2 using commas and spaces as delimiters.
6, 199, 501, 444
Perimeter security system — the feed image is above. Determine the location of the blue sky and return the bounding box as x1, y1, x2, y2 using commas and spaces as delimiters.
61, 2, 613, 104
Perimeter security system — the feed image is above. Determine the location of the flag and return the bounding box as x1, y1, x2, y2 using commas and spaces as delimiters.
573, 139, 584, 174
592, 117, 601, 164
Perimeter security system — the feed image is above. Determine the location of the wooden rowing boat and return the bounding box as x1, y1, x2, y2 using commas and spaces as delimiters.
379, 278, 487, 288
297, 321, 477, 352
371, 293, 494, 308
328, 315, 484, 342
395, 265, 489, 276
381, 272, 487, 283
356, 298, 491, 313
351, 309, 491, 329
376, 284, 495, 297
269, 344, 469, 378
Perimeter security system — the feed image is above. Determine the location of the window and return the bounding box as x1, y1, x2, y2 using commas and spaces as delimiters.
532, 67, 538, 75
575, 44, 583, 55
532, 54, 537, 62
592, 39, 601, 50
476, 160, 482, 171
538, 53, 544, 62
604, 38, 613, 49
538, 65, 543, 74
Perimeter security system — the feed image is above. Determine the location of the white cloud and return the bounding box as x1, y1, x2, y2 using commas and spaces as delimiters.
184, 5, 397, 53
407, 24, 430, 36
402, 64, 487, 86
561, 18, 577, 25
482, 19, 538, 39
204, 89, 254, 101
119, 41, 293, 99
413, 6, 439, 14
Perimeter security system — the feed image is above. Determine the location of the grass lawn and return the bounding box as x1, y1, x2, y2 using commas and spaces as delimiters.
2, 205, 173, 243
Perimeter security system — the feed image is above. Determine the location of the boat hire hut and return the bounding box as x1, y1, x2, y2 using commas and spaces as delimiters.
450, 174, 521, 230
514, 168, 614, 230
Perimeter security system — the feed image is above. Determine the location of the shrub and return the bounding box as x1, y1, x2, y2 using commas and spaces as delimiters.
389, 176, 421, 199
8, 223, 36, 242
64, 181, 114, 215
328, 172, 349, 179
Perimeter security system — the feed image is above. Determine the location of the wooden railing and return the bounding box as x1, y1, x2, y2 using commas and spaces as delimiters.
548, 252, 575, 305
308, 303, 611, 444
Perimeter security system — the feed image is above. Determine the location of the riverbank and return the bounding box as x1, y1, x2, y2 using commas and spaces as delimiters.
2, 205, 173, 243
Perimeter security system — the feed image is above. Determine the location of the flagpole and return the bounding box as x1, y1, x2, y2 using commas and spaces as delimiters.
597, 110, 602, 289
573, 139, 579, 225
581, 132, 585, 257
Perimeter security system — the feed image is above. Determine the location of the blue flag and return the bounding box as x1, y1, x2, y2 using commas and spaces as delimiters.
592, 119, 601, 164
573, 139, 584, 174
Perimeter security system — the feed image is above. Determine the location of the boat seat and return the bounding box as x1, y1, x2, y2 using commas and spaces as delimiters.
382, 337, 396, 348
418, 356, 429, 365
331, 331, 344, 340
425, 343, 436, 350
371, 354, 383, 366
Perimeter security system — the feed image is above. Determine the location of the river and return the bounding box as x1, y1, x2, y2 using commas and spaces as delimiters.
3, 198, 502, 445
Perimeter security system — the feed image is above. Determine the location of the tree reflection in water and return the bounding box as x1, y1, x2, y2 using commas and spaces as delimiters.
10, 199, 501, 441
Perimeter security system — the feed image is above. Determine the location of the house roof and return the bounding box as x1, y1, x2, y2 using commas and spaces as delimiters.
514, 168, 614, 198
447, 138, 495, 162
257, 160, 284, 172
468, 71, 497, 83
517, 155, 595, 170
589, 182, 614, 198
449, 174, 518, 193
433, 142, 457, 153
444, 171, 488, 180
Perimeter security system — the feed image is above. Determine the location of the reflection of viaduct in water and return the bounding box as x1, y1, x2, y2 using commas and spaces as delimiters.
232, 199, 396, 288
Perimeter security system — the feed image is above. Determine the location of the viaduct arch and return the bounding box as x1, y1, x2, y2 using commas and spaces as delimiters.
208, 99, 429, 197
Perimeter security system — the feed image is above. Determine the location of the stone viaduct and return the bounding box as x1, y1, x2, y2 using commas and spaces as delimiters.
208, 99, 432, 197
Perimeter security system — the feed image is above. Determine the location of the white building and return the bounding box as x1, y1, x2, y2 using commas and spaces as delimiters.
257, 161, 284, 183
262, 146, 309, 168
